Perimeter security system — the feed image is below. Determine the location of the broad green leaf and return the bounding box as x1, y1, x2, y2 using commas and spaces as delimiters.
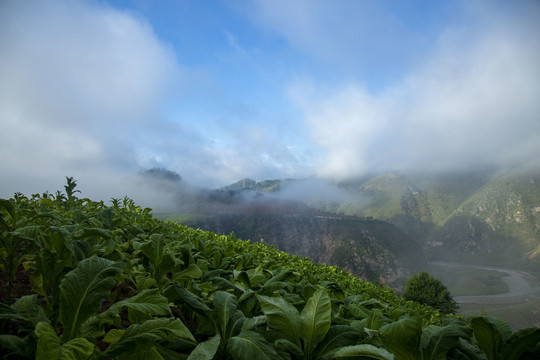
0, 213, 9, 231
104, 329, 125, 343
200, 268, 226, 282
59, 255, 122, 340
12, 294, 50, 325
275, 338, 304, 357
0, 199, 17, 227
211, 277, 244, 295
128, 292, 171, 323
471, 316, 512, 360
226, 309, 246, 340
422, 321, 472, 360
35, 322, 94, 360
0, 334, 34, 358
378, 315, 422, 360
315, 325, 365, 360
233, 269, 251, 288
447, 338, 486, 360
59, 338, 96, 360
213, 291, 239, 339
97, 288, 171, 324
35, 322, 61, 360
187, 334, 221, 360
135, 273, 157, 290
346, 304, 370, 320
300, 288, 332, 358
116, 344, 165, 360
212, 249, 223, 268
502, 327, 540, 360
105, 318, 196, 357
163, 284, 211, 314
238, 289, 258, 315
261, 269, 295, 292
333, 344, 395, 359
139, 235, 165, 270
346, 298, 387, 322
0, 302, 21, 320
360, 309, 387, 331
171, 263, 203, 283
35, 248, 64, 299
241, 315, 267, 332
247, 266, 267, 287
76, 227, 112, 241
228, 331, 282, 360
257, 294, 301, 346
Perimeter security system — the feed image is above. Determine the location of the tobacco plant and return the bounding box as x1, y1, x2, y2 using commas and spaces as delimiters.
1, 178, 539, 359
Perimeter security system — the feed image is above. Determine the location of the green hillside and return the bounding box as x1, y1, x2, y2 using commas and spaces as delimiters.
177, 210, 426, 290
219, 178, 287, 193
456, 171, 540, 261
2, 180, 539, 359
328, 169, 540, 267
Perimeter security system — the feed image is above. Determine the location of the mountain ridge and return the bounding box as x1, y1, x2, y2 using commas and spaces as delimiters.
213, 167, 540, 266
156, 166, 539, 290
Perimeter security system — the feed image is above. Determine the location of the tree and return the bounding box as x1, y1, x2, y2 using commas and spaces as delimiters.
403, 271, 458, 314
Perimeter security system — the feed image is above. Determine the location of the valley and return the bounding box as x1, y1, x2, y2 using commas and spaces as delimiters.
428, 262, 540, 330
157, 166, 540, 329
429, 262, 540, 303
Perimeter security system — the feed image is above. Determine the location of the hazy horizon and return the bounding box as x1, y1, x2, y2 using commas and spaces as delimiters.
1, 0, 540, 201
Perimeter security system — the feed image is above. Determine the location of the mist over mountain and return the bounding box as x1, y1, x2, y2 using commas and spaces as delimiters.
330, 167, 540, 267
147, 165, 539, 292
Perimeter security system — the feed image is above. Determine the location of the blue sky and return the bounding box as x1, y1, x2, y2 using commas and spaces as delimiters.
1, 0, 540, 201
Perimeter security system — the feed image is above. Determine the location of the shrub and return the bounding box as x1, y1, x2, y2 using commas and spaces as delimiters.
404, 271, 458, 314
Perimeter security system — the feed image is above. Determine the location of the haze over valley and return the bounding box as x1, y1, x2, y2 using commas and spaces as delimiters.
2, 0, 540, 332
149, 165, 540, 328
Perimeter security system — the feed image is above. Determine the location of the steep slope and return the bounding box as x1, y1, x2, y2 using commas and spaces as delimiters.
175, 200, 426, 290
455, 171, 540, 261
330, 168, 540, 266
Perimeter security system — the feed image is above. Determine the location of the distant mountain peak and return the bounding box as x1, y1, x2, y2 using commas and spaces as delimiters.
220, 178, 283, 192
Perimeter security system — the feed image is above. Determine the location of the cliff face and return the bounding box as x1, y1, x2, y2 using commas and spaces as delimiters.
183, 209, 425, 291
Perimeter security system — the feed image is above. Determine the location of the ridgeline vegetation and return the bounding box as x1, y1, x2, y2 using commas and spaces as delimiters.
1, 178, 539, 359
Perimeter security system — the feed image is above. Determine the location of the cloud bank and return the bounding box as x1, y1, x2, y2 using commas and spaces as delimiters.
283, 0, 540, 180
0, 0, 315, 199
0, 0, 181, 198
1, 0, 539, 204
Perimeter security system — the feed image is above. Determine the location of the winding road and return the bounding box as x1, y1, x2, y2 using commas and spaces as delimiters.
429, 262, 540, 305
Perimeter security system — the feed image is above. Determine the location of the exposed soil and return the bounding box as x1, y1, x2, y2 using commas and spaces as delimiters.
0, 264, 34, 304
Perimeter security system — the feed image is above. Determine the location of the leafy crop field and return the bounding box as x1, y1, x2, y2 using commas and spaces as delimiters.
1, 179, 539, 359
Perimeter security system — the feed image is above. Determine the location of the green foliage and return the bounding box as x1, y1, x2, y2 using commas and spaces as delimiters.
0, 177, 538, 359
471, 316, 540, 360
59, 255, 123, 340
35, 322, 94, 360
404, 271, 458, 315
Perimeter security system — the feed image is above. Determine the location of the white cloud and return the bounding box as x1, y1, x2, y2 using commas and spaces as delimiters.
2, 0, 538, 201
244, 0, 432, 84
289, 0, 540, 180
0, 0, 179, 197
